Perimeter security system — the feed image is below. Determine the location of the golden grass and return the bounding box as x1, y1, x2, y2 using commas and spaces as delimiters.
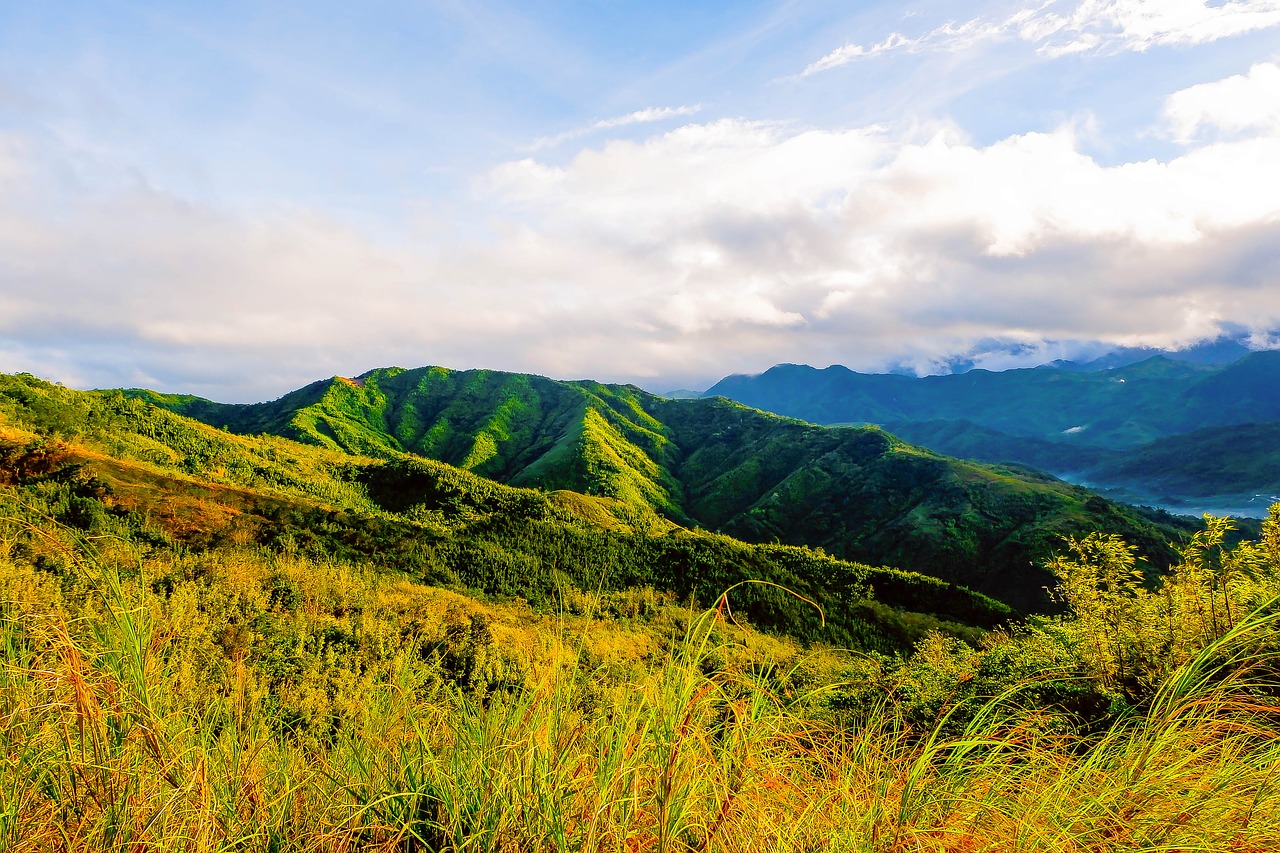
3, 551, 1279, 853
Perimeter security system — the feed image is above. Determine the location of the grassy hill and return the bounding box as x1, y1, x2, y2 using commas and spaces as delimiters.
5, 370, 1280, 851
132, 366, 1188, 610
0, 371, 1015, 651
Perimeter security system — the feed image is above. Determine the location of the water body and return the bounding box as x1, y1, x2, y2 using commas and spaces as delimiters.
1056, 476, 1278, 520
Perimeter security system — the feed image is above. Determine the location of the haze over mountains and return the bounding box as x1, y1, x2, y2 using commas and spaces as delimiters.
701, 349, 1280, 517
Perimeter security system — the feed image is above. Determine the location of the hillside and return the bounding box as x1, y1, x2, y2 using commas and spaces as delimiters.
0, 371, 1013, 651
5, 370, 1278, 852
705, 352, 1280, 514
133, 366, 1188, 610
1087, 421, 1280, 501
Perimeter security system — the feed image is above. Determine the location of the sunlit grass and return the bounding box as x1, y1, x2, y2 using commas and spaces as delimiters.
3, 536, 1278, 852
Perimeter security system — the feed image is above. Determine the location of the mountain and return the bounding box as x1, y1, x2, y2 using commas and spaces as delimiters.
704, 352, 1280, 515
7, 370, 1278, 853
705, 354, 1280, 449
0, 371, 1024, 652
130, 365, 1189, 610
1086, 421, 1280, 503
1046, 336, 1260, 372
881, 420, 1115, 475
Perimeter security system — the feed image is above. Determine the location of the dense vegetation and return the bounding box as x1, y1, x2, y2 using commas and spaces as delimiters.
3, 370, 1280, 850
0, 372, 1009, 652
2, 471, 1278, 850
708, 352, 1280, 510
132, 365, 1187, 610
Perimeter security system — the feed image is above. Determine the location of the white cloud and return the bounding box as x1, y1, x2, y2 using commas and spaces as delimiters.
529, 104, 702, 150
1165, 61, 1280, 142
469, 95, 1280, 378
803, 15, 1015, 75
803, 1, 1280, 74
4, 64, 1280, 398
1047, 0, 1280, 54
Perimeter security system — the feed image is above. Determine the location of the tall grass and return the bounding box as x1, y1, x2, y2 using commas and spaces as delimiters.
2, 524, 1279, 850
4, 581, 1280, 851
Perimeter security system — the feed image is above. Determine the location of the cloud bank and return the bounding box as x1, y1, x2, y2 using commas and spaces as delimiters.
2, 64, 1279, 399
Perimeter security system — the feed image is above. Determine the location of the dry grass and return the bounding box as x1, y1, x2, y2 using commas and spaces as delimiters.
3, 556, 1279, 853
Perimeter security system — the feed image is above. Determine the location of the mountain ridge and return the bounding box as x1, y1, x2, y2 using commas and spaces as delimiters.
701, 351, 1280, 513
128, 364, 1190, 610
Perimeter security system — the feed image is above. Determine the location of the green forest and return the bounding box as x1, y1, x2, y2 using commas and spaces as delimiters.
2, 370, 1279, 851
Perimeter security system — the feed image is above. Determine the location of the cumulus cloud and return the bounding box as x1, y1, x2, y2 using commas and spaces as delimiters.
1165, 61, 1280, 142
469, 96, 1280, 380
803, 0, 1280, 74
4, 63, 1280, 399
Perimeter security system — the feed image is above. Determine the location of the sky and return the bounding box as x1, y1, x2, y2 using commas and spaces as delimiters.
1, 0, 1279, 401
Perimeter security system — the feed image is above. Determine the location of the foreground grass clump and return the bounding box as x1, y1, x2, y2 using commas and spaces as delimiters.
3, 526, 1280, 852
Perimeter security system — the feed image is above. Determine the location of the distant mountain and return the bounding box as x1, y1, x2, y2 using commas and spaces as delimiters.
707, 353, 1280, 448
1086, 421, 1280, 501
1046, 337, 1260, 372
704, 352, 1280, 515
132, 365, 1189, 610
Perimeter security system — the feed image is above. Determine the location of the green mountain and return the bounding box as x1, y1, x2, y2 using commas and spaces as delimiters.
0, 371, 1022, 652
130, 365, 1188, 610
1086, 421, 1280, 500
6, 368, 1278, 852
707, 354, 1280, 448
705, 352, 1280, 514
881, 419, 1116, 474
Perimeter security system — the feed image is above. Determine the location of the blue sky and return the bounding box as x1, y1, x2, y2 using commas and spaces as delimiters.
1, 1, 1279, 400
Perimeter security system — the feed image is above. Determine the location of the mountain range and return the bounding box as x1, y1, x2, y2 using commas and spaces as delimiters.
125, 365, 1190, 611
703, 352, 1280, 516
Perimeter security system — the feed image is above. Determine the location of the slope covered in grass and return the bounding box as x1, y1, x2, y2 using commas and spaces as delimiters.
135, 366, 1187, 609
2, 500, 1278, 852
0, 371, 1010, 650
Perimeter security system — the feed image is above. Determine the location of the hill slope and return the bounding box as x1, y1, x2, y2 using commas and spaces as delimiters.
0, 371, 1015, 651
133, 366, 1188, 609
705, 352, 1280, 514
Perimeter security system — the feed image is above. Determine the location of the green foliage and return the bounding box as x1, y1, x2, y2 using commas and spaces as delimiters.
4, 368, 1280, 849
133, 366, 1190, 610
0, 370, 1014, 654
1048, 509, 1280, 699
4, 511, 1280, 851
